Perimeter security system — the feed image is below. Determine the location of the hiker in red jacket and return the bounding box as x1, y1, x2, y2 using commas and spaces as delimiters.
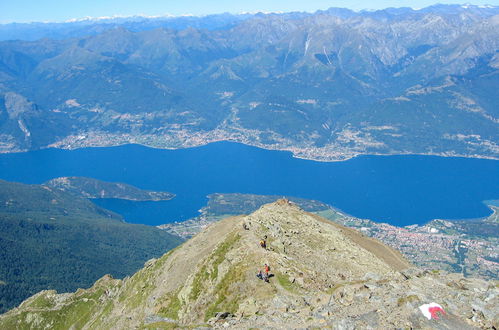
264, 263, 270, 274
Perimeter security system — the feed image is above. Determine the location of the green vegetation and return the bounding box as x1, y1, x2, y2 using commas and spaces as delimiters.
88, 300, 115, 328
326, 283, 344, 294
192, 232, 244, 321
45, 176, 175, 201
153, 248, 177, 271
210, 233, 241, 281
0, 179, 183, 314
204, 194, 330, 218
190, 233, 240, 302
1, 287, 110, 330
314, 209, 345, 222
276, 273, 299, 294
189, 265, 209, 301
28, 293, 57, 309
451, 215, 499, 238
158, 290, 183, 320
397, 295, 420, 306
118, 249, 178, 313
204, 263, 245, 321
119, 270, 155, 310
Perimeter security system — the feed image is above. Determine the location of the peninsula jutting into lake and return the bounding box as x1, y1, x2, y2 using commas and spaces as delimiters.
0, 142, 497, 227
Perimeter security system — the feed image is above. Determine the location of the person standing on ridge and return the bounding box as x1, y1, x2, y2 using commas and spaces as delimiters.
260, 239, 266, 249
260, 235, 267, 249
264, 263, 270, 274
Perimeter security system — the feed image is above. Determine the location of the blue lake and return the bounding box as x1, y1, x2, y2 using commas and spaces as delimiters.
0, 142, 497, 227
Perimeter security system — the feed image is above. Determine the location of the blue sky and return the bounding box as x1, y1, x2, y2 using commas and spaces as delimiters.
1, 0, 498, 23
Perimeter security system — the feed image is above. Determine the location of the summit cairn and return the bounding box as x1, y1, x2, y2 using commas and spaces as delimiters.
1, 201, 497, 329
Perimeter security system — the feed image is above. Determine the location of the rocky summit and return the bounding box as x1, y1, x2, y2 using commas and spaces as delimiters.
1, 200, 497, 329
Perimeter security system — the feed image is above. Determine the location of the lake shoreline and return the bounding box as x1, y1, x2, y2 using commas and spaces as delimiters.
1, 141, 497, 227
2, 139, 499, 163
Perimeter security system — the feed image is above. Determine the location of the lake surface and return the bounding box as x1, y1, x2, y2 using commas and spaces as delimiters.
0, 142, 497, 227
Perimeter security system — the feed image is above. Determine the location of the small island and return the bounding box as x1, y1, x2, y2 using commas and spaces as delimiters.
44, 177, 175, 201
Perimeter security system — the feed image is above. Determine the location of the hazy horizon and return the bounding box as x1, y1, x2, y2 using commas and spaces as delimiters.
1, 1, 498, 24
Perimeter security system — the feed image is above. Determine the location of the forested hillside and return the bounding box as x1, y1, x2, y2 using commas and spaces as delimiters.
0, 179, 183, 313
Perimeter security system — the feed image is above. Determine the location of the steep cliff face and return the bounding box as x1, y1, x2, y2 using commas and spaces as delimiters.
1, 200, 497, 329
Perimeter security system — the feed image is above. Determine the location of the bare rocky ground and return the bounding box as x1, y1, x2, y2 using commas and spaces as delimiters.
160, 194, 499, 280
1, 200, 497, 329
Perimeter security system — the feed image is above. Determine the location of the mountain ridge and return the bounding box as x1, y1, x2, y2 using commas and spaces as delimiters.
0, 5, 498, 161
159, 192, 499, 280
1, 200, 497, 328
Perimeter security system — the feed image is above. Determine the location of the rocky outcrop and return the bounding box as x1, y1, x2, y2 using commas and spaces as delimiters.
1, 200, 497, 329
4, 92, 34, 120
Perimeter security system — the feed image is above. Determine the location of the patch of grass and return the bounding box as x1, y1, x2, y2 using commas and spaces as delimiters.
0, 311, 32, 329
397, 295, 420, 306
304, 235, 328, 249
158, 291, 183, 320
117, 255, 164, 310
28, 294, 55, 309
1, 283, 120, 329
189, 265, 209, 301
210, 233, 240, 281
24, 296, 100, 330
326, 283, 344, 294
204, 263, 245, 321
122, 279, 153, 310
152, 248, 177, 272
52, 288, 108, 328
314, 209, 343, 221
189, 232, 241, 304
87, 300, 115, 329
276, 273, 298, 293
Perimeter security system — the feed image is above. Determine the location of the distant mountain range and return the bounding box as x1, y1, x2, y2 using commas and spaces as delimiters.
0, 4, 498, 160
